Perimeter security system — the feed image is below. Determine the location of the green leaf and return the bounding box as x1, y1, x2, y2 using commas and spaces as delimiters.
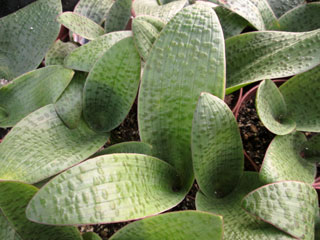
55, 72, 87, 129
0, 181, 82, 240
279, 65, 320, 132
0, 104, 108, 184
0, 106, 8, 122
83, 37, 141, 132
105, 0, 132, 33
64, 31, 132, 72
138, 4, 225, 187
260, 132, 316, 184
82, 232, 102, 240
0, 0, 61, 80
256, 79, 295, 135
109, 211, 223, 240
277, 3, 320, 32
132, 16, 165, 61
45, 40, 78, 66
57, 12, 105, 40
192, 93, 243, 198
267, 0, 305, 18
26, 154, 185, 225
301, 134, 320, 163
0, 66, 74, 128
242, 181, 318, 239
226, 30, 320, 93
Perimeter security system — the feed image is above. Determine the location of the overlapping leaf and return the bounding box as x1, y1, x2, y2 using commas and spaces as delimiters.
0, 104, 108, 184
0, 66, 74, 127
0, 0, 61, 80
82, 232, 102, 240
267, 0, 305, 18
45, 40, 78, 66
302, 134, 320, 163
104, 0, 132, 33
26, 154, 185, 225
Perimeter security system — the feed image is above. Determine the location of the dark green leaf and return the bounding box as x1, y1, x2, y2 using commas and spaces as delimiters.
105, 0, 132, 33
302, 134, 320, 163
267, 0, 305, 18
82, 232, 102, 240
45, 40, 78, 66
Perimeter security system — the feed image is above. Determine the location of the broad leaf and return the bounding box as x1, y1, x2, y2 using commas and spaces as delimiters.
110, 211, 223, 240
260, 132, 316, 184
138, 4, 225, 187
0, 106, 8, 122
0, 181, 81, 240
64, 31, 132, 72
242, 181, 318, 239
82, 232, 102, 240
226, 30, 320, 93
26, 154, 185, 225
256, 79, 295, 135
83, 37, 141, 132
279, 65, 320, 132
302, 134, 320, 163
267, 0, 305, 18
45, 40, 78, 66
57, 12, 105, 40
0, 66, 74, 127
192, 93, 243, 198
0, 0, 61, 80
105, 0, 132, 33
0, 104, 108, 184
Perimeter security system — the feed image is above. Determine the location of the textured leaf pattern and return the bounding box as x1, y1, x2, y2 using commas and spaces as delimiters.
0, 104, 108, 184
45, 40, 78, 66
267, 0, 305, 18
105, 0, 132, 33
302, 134, 320, 163
0, 210, 22, 240
26, 154, 185, 225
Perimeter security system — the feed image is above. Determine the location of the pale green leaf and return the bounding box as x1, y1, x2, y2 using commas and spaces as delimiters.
45, 40, 78, 66
267, 0, 305, 18
82, 232, 102, 240
302, 134, 320, 163
0, 104, 108, 184
105, 0, 132, 33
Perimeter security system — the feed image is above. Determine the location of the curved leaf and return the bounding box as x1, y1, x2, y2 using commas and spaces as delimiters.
226, 30, 320, 93
302, 134, 320, 163
242, 181, 318, 239
256, 79, 295, 135
260, 132, 316, 184
105, 0, 132, 33
110, 211, 223, 240
82, 232, 102, 240
83, 37, 141, 132
0, 104, 108, 184
64, 31, 132, 72
0, 106, 8, 122
45, 40, 78, 66
267, 0, 305, 18
0, 66, 74, 127
26, 154, 185, 225
0, 0, 61, 80
0, 181, 81, 240
138, 4, 225, 187
192, 93, 243, 198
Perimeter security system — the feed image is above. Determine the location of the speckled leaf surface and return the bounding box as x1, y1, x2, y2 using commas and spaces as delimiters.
138, 5, 225, 187
132, 16, 165, 61
242, 181, 318, 239
0, 181, 82, 240
302, 134, 320, 163
196, 172, 293, 239
26, 154, 185, 225
192, 93, 243, 198
260, 132, 316, 184
82, 232, 102, 240
55, 72, 87, 129
83, 37, 140, 132
110, 211, 223, 240
0, 0, 61, 80
279, 65, 320, 132
0, 66, 74, 128
105, 0, 132, 33
0, 104, 108, 184
57, 12, 105, 40
256, 79, 295, 135
226, 30, 320, 93
45, 40, 78, 66
267, 0, 305, 18
64, 31, 132, 72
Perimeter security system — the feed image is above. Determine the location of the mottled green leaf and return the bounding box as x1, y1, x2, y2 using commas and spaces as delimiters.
57, 12, 105, 40
301, 134, 320, 163
82, 232, 102, 240
242, 181, 318, 239
0, 181, 82, 240
226, 30, 320, 93
132, 16, 165, 61
267, 0, 305, 18
0, 104, 108, 184
0, 66, 74, 127
192, 93, 243, 198
83, 37, 140, 132
0, 0, 61, 79
64, 31, 132, 72
45, 40, 78, 66
279, 65, 320, 132
256, 79, 295, 135
196, 172, 293, 239
138, 4, 225, 187
26, 154, 185, 225
55, 72, 87, 129
260, 132, 316, 184
105, 0, 132, 33
110, 211, 223, 240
